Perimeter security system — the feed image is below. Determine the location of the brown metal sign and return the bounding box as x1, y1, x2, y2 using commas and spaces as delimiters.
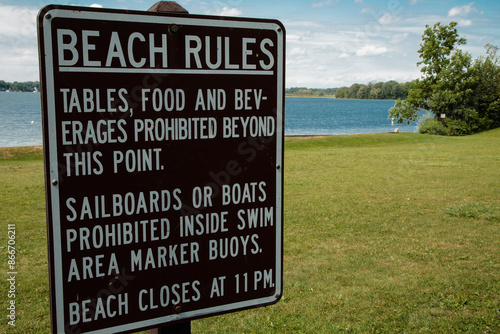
38, 5, 284, 334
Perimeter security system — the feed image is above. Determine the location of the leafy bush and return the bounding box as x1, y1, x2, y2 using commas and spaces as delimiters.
417, 110, 490, 136
417, 112, 449, 135
444, 118, 477, 136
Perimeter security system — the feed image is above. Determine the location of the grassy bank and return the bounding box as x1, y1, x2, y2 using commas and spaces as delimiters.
1, 131, 499, 333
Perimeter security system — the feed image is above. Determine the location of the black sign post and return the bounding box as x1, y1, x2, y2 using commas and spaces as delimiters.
38, 3, 284, 334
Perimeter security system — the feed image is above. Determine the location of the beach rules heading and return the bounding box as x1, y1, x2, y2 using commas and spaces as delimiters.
37, 5, 284, 333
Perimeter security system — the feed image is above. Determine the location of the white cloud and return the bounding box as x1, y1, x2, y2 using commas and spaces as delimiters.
312, 0, 337, 8
378, 13, 395, 25
89, 4, 104, 8
220, 7, 243, 16
448, 2, 478, 17
356, 45, 388, 56
205, 7, 242, 16
283, 20, 330, 30
458, 19, 472, 27
282, 17, 425, 87
289, 47, 307, 56
390, 32, 409, 44
0, 5, 38, 81
1, 2, 489, 89
0, 5, 37, 39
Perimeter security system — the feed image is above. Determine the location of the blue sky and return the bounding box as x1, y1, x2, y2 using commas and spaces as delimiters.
1, 0, 499, 87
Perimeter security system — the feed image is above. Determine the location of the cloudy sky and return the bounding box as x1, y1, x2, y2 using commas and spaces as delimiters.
1, 0, 499, 87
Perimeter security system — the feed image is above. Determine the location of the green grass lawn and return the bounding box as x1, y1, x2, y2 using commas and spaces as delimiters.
1, 130, 499, 333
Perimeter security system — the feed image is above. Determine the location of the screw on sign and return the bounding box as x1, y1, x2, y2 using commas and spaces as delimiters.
37, 1, 285, 333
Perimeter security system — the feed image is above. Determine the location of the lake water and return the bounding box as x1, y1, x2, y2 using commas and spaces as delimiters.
0, 92, 43, 147
285, 97, 416, 136
0, 93, 416, 147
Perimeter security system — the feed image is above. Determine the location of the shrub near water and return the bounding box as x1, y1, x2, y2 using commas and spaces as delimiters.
417, 112, 449, 135
418, 116, 487, 136
418, 119, 448, 135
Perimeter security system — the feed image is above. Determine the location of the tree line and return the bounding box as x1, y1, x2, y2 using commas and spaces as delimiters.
286, 87, 337, 97
335, 81, 410, 100
0, 80, 40, 92
286, 81, 410, 100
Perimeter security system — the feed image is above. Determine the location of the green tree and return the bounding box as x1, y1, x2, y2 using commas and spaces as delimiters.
370, 87, 381, 99
0, 80, 39, 92
335, 82, 408, 100
380, 80, 400, 99
335, 87, 349, 98
389, 22, 500, 134
471, 44, 500, 129
390, 22, 468, 125
356, 85, 369, 99
348, 83, 361, 98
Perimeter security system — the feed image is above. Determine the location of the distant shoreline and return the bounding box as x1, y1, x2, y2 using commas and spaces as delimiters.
286, 94, 336, 98
286, 94, 397, 101
0, 132, 409, 149
0, 90, 39, 92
